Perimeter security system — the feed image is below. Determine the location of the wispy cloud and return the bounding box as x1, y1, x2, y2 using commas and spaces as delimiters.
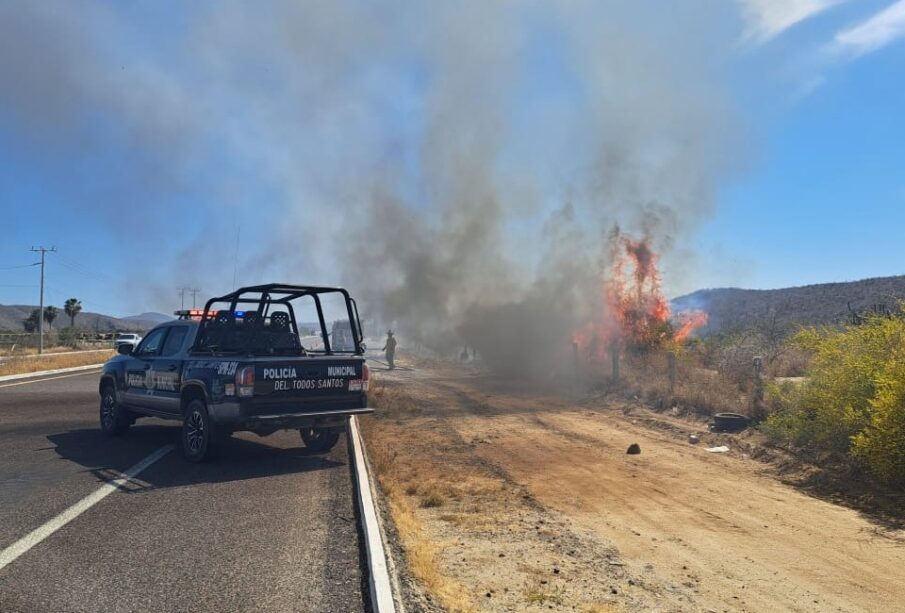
739, 0, 844, 43
835, 0, 905, 56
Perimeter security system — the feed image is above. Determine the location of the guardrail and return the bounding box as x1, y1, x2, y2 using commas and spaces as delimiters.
348, 416, 399, 613
0, 348, 112, 360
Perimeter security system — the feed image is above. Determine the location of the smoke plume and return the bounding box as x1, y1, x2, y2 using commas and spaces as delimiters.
0, 1, 744, 373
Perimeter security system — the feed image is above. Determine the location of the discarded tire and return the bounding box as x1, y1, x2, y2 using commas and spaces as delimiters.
711, 413, 749, 433
626, 443, 641, 455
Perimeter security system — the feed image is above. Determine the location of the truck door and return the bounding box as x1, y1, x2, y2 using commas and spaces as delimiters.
154, 325, 189, 416
122, 326, 168, 410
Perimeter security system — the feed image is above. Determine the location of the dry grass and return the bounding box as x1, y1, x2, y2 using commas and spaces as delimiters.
361, 382, 475, 612
364, 442, 475, 611
0, 350, 113, 377
610, 351, 752, 418
0, 340, 110, 357
419, 490, 445, 509
524, 583, 562, 606
5, 345, 73, 357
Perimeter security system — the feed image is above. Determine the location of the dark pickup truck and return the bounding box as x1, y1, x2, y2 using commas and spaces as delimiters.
98, 284, 372, 461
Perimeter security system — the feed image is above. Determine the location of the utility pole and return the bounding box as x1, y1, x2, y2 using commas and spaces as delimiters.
30, 246, 56, 354
177, 286, 201, 310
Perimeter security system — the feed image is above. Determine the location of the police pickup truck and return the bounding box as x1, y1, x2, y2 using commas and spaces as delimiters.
98, 284, 372, 462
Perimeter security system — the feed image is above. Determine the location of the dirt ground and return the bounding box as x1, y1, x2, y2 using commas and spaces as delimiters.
361, 359, 905, 613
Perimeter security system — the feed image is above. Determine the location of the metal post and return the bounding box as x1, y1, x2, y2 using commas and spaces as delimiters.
178, 286, 200, 310
30, 246, 55, 355
752, 355, 765, 421
38, 253, 44, 354
668, 351, 677, 396
572, 340, 579, 395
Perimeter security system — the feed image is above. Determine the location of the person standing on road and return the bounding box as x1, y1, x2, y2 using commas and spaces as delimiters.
382, 330, 397, 370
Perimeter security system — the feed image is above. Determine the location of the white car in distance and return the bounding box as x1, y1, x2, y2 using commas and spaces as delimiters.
113, 333, 142, 350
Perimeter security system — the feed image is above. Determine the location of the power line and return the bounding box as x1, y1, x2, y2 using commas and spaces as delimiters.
0, 262, 39, 271
54, 254, 119, 284
44, 284, 122, 316
50, 257, 131, 313
8, 251, 126, 318
177, 286, 201, 309
54, 259, 115, 288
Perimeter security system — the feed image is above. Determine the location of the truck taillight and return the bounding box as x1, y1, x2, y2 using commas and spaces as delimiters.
236, 366, 254, 386
236, 366, 255, 397
347, 364, 370, 393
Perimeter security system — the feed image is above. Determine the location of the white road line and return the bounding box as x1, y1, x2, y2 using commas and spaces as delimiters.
0, 444, 174, 571
0, 369, 102, 389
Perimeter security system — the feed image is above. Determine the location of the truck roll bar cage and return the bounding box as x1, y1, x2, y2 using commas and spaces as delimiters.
191, 283, 365, 356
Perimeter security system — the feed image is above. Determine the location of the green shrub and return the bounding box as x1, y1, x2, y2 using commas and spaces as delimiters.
764, 311, 905, 483
57, 327, 82, 349
850, 359, 905, 483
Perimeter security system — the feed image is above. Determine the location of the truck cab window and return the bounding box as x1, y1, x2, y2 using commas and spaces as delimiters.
135, 327, 167, 357
161, 326, 188, 357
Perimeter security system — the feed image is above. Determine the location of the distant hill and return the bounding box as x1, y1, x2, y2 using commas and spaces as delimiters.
0, 305, 159, 333
672, 275, 905, 334
122, 312, 173, 325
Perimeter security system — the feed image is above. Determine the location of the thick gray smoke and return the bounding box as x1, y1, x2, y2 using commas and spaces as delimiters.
331, 3, 743, 372
0, 1, 744, 374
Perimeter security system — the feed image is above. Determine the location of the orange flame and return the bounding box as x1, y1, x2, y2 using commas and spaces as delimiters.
673, 309, 709, 342
574, 231, 708, 357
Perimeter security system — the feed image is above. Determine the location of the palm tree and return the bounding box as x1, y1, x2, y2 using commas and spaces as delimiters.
43, 306, 58, 331
64, 298, 83, 328
23, 309, 41, 333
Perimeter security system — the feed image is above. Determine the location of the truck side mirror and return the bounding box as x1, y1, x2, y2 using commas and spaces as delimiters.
118, 343, 134, 355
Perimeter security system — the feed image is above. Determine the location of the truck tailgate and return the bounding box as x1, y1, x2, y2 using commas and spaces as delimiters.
253, 358, 367, 398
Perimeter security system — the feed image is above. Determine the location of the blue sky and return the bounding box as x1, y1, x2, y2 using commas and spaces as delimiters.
697, 0, 905, 290
1, 1, 904, 318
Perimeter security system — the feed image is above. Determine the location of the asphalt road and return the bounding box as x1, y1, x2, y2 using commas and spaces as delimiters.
0, 370, 368, 613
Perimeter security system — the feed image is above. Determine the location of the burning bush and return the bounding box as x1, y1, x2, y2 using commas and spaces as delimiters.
575, 230, 708, 356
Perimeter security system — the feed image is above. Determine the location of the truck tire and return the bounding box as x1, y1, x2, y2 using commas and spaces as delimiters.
181, 399, 218, 462
711, 412, 750, 433
99, 384, 130, 436
300, 427, 340, 453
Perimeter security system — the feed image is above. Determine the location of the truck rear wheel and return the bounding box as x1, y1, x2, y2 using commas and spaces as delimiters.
99, 384, 130, 436
181, 399, 218, 462
300, 427, 340, 453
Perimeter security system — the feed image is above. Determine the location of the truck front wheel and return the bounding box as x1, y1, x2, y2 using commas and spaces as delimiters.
100, 385, 131, 436
300, 427, 340, 453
